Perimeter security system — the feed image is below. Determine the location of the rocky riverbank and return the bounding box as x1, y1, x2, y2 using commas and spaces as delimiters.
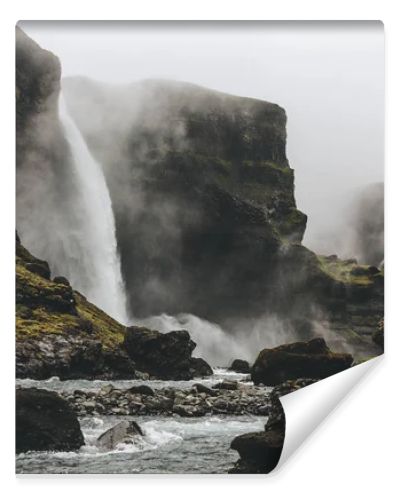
18, 379, 273, 418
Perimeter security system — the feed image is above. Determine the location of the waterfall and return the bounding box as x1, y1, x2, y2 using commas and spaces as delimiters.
57, 93, 128, 324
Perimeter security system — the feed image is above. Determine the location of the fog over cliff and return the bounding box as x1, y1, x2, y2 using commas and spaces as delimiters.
19, 21, 384, 260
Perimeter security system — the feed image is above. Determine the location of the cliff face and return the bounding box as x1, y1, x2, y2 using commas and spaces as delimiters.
62, 78, 307, 321
16, 27, 81, 272
16, 27, 61, 137
16, 26, 68, 175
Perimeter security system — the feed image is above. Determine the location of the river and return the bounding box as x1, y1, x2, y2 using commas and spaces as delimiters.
16, 369, 268, 474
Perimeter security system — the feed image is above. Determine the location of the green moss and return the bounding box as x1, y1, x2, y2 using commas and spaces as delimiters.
317, 256, 376, 286
74, 292, 125, 348
16, 309, 81, 339
16, 262, 64, 297
16, 248, 126, 348
277, 209, 307, 238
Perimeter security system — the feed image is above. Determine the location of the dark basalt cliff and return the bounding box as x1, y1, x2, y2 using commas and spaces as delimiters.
62, 77, 307, 320
16, 26, 68, 176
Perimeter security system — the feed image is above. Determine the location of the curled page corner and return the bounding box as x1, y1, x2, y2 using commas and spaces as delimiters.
275, 355, 383, 471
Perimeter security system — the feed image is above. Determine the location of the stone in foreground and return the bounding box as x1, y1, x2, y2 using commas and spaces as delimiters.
96, 421, 143, 450
251, 337, 353, 386
16, 388, 84, 453
229, 397, 285, 474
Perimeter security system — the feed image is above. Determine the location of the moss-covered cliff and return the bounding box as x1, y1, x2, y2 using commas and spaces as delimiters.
16, 233, 133, 379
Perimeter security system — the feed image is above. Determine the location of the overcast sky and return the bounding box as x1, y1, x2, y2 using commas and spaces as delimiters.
19, 21, 384, 255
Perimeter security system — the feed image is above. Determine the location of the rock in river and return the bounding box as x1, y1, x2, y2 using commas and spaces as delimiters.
229, 397, 285, 474
96, 421, 143, 450
16, 388, 84, 453
251, 337, 353, 386
229, 359, 251, 373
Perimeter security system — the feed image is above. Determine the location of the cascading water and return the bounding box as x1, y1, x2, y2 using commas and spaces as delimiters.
57, 93, 128, 323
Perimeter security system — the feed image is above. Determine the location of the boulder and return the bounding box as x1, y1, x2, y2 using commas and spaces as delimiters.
230, 428, 284, 474
212, 379, 239, 390
192, 383, 217, 395
96, 421, 143, 450
229, 359, 251, 373
127, 385, 155, 397
229, 397, 285, 474
16, 388, 84, 453
123, 326, 211, 380
189, 357, 213, 378
251, 337, 353, 386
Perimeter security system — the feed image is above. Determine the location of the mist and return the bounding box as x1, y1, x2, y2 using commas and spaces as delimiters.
19, 21, 384, 259
137, 313, 312, 367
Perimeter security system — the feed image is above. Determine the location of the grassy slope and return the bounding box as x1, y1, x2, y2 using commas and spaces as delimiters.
16, 241, 125, 350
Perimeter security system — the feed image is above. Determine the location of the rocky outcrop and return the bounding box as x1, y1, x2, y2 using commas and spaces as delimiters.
16, 234, 139, 380
123, 327, 212, 380
229, 378, 316, 473
96, 421, 143, 450
16, 235, 214, 381
16, 388, 84, 453
229, 359, 251, 373
251, 338, 353, 386
229, 397, 285, 474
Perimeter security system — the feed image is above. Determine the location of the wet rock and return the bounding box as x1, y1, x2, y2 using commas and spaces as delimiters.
99, 384, 115, 395
229, 359, 251, 373
229, 398, 285, 474
251, 337, 353, 386
127, 385, 155, 397
67, 380, 273, 418
16, 388, 84, 453
189, 357, 213, 377
270, 378, 318, 399
96, 421, 143, 450
229, 430, 284, 473
123, 326, 211, 380
212, 379, 239, 390
192, 383, 217, 395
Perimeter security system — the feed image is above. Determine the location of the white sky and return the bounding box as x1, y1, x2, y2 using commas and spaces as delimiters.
19, 21, 384, 255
